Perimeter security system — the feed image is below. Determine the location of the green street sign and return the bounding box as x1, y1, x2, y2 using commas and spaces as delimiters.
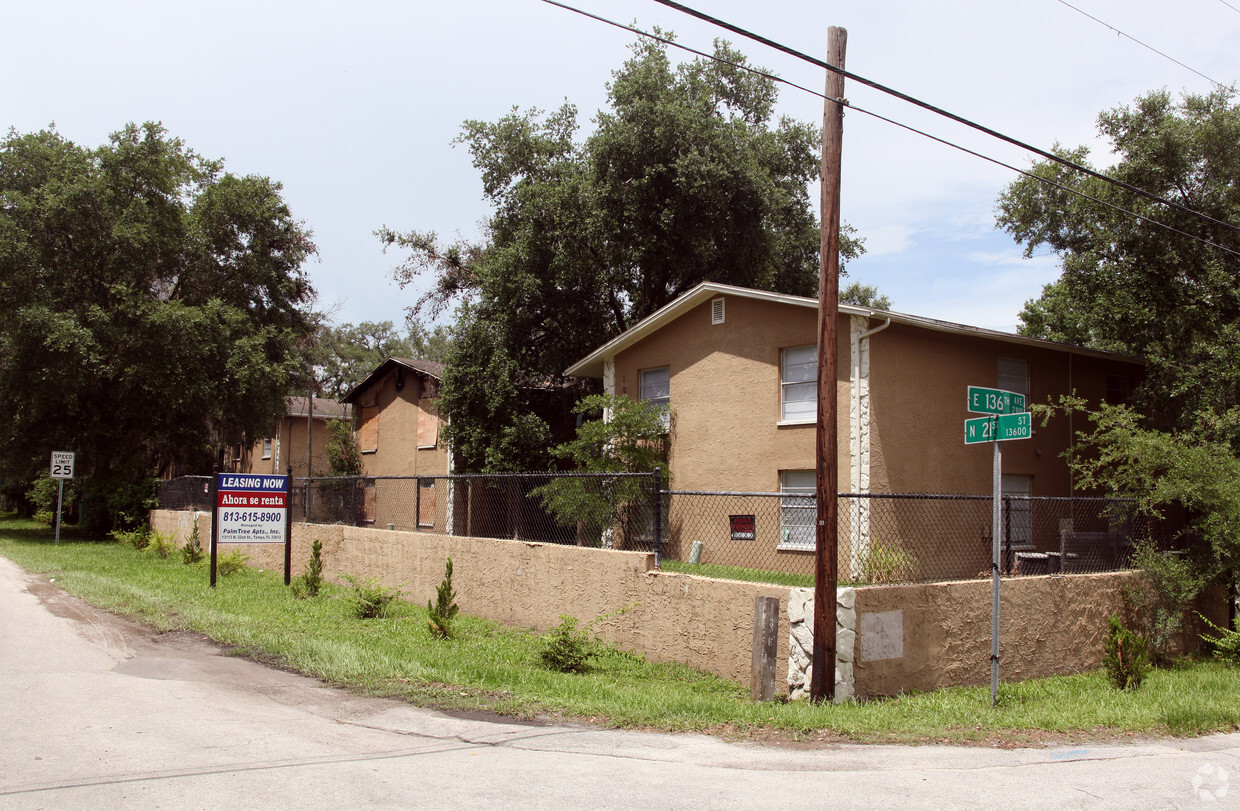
965, 412, 1032, 444
967, 386, 1026, 416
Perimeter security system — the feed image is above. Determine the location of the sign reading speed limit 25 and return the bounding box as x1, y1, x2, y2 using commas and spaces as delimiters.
50, 452, 75, 479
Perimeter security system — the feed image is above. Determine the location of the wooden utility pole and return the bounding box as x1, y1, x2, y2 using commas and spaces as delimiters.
811, 26, 847, 704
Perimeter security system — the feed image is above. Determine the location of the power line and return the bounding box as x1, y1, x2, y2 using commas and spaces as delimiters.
540, 0, 1240, 259
1053, 0, 1227, 89
643, 0, 1240, 237
537, 0, 1240, 259
1216, 0, 1240, 16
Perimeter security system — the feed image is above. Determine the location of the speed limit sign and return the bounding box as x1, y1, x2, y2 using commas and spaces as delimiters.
50, 452, 75, 479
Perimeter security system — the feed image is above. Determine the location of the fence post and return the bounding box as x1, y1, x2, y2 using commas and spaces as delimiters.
750, 595, 780, 702
1003, 495, 1012, 575
652, 468, 662, 567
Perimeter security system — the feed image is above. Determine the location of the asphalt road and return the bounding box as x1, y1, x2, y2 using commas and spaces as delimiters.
1, 554, 1237, 810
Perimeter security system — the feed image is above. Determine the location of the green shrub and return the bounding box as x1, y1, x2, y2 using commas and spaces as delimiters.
146, 530, 176, 559
1199, 614, 1240, 664
111, 527, 151, 550
216, 549, 250, 577
427, 557, 460, 639
1130, 540, 1214, 663
539, 615, 595, 673
32, 511, 55, 526
1103, 614, 1151, 690
181, 521, 204, 564
861, 539, 916, 585
292, 539, 325, 598
341, 574, 404, 619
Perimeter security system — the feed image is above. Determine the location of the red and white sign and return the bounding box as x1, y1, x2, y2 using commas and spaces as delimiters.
215, 474, 288, 544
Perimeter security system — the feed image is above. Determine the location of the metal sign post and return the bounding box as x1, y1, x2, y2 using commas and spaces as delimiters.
49, 452, 75, 545
964, 387, 1030, 707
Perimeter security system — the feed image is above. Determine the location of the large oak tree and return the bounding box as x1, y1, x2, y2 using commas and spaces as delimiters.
0, 122, 317, 529
379, 36, 863, 471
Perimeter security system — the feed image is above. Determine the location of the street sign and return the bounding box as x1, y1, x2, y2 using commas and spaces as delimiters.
964, 412, 1032, 444
967, 386, 1026, 416
50, 451, 75, 479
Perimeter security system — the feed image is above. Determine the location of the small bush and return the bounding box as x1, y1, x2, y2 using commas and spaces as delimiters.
32, 511, 55, 526
292, 539, 325, 598
539, 615, 595, 673
111, 527, 151, 550
1103, 614, 1151, 690
861, 539, 916, 585
216, 549, 250, 577
341, 574, 403, 619
145, 530, 176, 559
181, 521, 204, 564
1199, 614, 1240, 664
427, 557, 460, 639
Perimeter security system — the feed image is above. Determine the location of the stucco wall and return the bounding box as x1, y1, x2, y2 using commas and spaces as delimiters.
149, 510, 1225, 697
852, 571, 1161, 695
149, 510, 791, 687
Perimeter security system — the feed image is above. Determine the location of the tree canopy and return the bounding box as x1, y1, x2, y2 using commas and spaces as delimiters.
997, 88, 1240, 439
379, 36, 864, 471
0, 122, 317, 529
311, 319, 451, 401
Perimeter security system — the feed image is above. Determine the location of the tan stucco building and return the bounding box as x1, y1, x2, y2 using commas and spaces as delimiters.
229, 396, 352, 478
341, 357, 450, 529
566, 282, 1144, 579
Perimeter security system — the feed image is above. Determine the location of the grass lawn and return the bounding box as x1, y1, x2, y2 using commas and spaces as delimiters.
2, 513, 1238, 745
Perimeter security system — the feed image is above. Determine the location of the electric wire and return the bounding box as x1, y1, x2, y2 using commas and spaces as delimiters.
538, 0, 1240, 259
1217, 0, 1240, 16
643, 0, 1240, 237
1053, 0, 1227, 90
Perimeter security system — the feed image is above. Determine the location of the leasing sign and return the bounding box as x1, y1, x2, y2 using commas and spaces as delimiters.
215, 474, 288, 544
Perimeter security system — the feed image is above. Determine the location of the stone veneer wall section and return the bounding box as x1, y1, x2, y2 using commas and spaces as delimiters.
786, 587, 856, 701
149, 510, 792, 688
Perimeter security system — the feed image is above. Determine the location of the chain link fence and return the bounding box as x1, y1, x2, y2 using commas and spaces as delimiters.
158, 474, 1180, 587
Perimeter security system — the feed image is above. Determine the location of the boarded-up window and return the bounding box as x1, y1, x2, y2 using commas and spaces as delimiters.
417, 399, 439, 449
359, 406, 379, 453
417, 479, 436, 528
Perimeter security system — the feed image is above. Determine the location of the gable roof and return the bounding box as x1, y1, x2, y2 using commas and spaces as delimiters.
564, 282, 1141, 378
340, 357, 444, 404
285, 396, 351, 421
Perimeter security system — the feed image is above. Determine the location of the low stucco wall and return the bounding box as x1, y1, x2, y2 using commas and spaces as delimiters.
149, 510, 791, 688
848, 571, 1228, 696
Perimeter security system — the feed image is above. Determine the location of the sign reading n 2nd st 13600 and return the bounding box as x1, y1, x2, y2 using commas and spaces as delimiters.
215, 474, 288, 544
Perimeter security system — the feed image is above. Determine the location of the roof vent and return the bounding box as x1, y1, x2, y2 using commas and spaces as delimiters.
711, 297, 725, 325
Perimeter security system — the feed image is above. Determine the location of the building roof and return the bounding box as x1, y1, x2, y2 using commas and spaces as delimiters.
564, 282, 1143, 379
340, 357, 444, 404
285, 396, 351, 421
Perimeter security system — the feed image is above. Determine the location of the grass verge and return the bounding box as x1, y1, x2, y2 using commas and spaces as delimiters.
2, 513, 1238, 745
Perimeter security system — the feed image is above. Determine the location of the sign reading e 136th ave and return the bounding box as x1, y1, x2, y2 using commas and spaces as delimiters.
215, 474, 288, 544
967, 386, 1026, 416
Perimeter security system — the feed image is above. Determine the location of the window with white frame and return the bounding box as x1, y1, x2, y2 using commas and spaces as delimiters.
640, 366, 671, 430
781, 345, 816, 422
998, 357, 1030, 397
779, 470, 816, 550
262, 438, 272, 459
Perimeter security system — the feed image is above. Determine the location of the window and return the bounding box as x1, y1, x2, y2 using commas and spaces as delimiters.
262, 438, 272, 460
779, 470, 816, 550
1105, 374, 1130, 405
781, 345, 816, 422
358, 406, 379, 453
640, 367, 671, 430
1001, 474, 1033, 549
998, 358, 1030, 397
417, 399, 439, 449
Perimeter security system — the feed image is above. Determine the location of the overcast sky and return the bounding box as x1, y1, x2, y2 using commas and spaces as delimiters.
5, 0, 1237, 335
